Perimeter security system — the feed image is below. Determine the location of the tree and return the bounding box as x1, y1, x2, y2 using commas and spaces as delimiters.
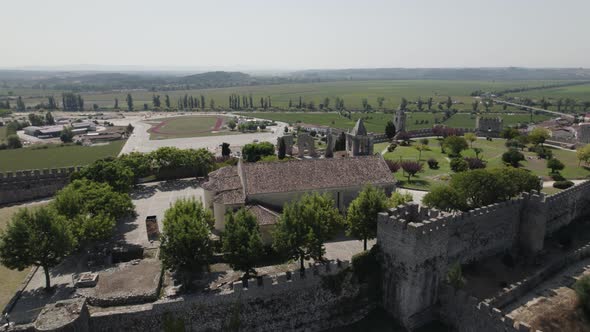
577, 144, 590, 166
471, 100, 479, 112
45, 111, 55, 125
164, 95, 170, 108
529, 127, 550, 147
547, 158, 564, 174
387, 191, 413, 208
500, 127, 520, 140
72, 159, 134, 192
60, 126, 74, 143
502, 149, 525, 167
346, 185, 388, 250
574, 275, 590, 314
52, 179, 134, 244
423, 185, 464, 212
427, 97, 433, 111
0, 207, 74, 290
450, 158, 468, 172
464, 132, 477, 148
414, 144, 430, 161
160, 199, 213, 273
6, 134, 22, 149
28, 113, 45, 126
16, 96, 25, 111
277, 137, 286, 159
443, 136, 468, 157
385, 121, 396, 139
473, 147, 483, 159
446, 96, 453, 110
334, 132, 346, 151
221, 142, 231, 157
126, 94, 133, 112
416, 97, 424, 111
273, 193, 342, 272
227, 120, 237, 131
400, 161, 423, 182
242, 142, 275, 162
222, 208, 264, 279
400, 98, 407, 110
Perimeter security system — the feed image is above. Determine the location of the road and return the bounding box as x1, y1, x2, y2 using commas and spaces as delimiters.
112, 113, 286, 156
493, 100, 574, 119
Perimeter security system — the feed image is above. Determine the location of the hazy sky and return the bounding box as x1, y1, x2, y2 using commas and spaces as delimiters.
3, 0, 589, 69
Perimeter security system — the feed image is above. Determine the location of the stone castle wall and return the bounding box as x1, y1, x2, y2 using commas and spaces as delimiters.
0, 167, 81, 205
87, 261, 374, 332
378, 181, 590, 329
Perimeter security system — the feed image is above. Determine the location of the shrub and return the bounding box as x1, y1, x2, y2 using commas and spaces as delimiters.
547, 158, 565, 173
464, 157, 486, 170
385, 160, 400, 173
533, 145, 553, 159
450, 158, 468, 172
446, 263, 465, 289
387, 143, 398, 152
427, 158, 439, 169
400, 161, 423, 182
553, 180, 574, 189
574, 275, 590, 314
351, 246, 380, 283
502, 149, 525, 167
6, 134, 21, 149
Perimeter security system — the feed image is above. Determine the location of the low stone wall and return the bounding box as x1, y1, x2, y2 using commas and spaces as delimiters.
89, 262, 374, 332
438, 285, 535, 332
0, 167, 81, 205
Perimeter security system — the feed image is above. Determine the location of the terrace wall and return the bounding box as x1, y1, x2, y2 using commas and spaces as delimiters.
0, 167, 81, 205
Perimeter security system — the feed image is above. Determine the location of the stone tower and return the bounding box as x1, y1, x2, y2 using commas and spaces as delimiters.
578, 123, 590, 144
393, 109, 407, 133
475, 117, 503, 136
325, 128, 335, 158
345, 119, 374, 156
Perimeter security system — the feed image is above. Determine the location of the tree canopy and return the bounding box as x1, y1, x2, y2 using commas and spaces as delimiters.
160, 199, 214, 272
242, 142, 275, 162
222, 208, 264, 278
72, 158, 134, 192
346, 185, 388, 250
273, 193, 342, 271
0, 207, 74, 290
443, 136, 469, 157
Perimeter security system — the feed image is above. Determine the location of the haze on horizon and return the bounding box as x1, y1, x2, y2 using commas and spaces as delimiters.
2, 0, 590, 70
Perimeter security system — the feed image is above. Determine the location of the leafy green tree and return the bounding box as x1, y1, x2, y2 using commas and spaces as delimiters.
160, 199, 213, 273
529, 127, 550, 147
414, 144, 430, 161
277, 137, 286, 159
242, 142, 275, 162
423, 185, 464, 212
45, 111, 55, 125
28, 113, 45, 126
464, 132, 477, 148
73, 159, 134, 192
500, 127, 520, 140
473, 147, 483, 159
227, 120, 237, 130
387, 191, 413, 208
385, 121, 396, 139
446, 96, 453, 110
502, 149, 525, 167
273, 193, 342, 272
443, 136, 468, 157
150, 147, 214, 177
222, 208, 264, 279
52, 179, 134, 244
221, 142, 231, 157
60, 126, 74, 143
547, 158, 564, 174
346, 185, 388, 250
126, 93, 133, 112
450, 158, 469, 172
399, 97, 407, 110
0, 207, 74, 290
6, 134, 22, 149
577, 144, 590, 166
334, 132, 346, 151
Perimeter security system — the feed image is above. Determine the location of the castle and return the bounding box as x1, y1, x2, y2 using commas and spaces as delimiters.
475, 116, 503, 136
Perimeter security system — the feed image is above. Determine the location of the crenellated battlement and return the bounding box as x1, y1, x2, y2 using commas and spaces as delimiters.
0, 166, 82, 205
231, 260, 350, 297
0, 166, 81, 183
546, 180, 590, 203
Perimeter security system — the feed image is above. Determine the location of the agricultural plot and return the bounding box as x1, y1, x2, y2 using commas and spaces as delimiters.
0, 140, 126, 172
147, 115, 238, 140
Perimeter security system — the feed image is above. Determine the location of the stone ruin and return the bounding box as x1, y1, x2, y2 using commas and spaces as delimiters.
393, 108, 407, 133
324, 128, 335, 158
475, 116, 503, 136
578, 123, 590, 144
297, 132, 316, 157
277, 134, 294, 156
346, 119, 374, 156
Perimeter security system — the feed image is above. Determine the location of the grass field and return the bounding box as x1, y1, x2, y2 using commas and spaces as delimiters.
507, 83, 590, 102
0, 202, 48, 310
5, 80, 574, 110
147, 115, 236, 140
0, 126, 7, 143
0, 140, 126, 172
378, 138, 590, 190
243, 111, 551, 134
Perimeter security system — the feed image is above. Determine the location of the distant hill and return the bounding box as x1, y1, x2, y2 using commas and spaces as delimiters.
178, 71, 254, 88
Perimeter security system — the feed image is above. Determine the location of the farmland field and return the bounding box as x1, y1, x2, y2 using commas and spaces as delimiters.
0, 140, 126, 172
507, 83, 590, 102
147, 115, 237, 140
7, 80, 576, 110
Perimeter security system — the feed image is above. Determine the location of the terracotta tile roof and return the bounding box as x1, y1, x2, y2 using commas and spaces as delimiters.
246, 205, 280, 226
213, 189, 245, 205
241, 155, 395, 195
202, 166, 242, 192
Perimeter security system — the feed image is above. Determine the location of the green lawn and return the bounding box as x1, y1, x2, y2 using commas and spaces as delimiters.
0, 140, 126, 172
380, 138, 590, 190
0, 126, 7, 143
0, 202, 47, 310
147, 115, 238, 140
507, 83, 590, 102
